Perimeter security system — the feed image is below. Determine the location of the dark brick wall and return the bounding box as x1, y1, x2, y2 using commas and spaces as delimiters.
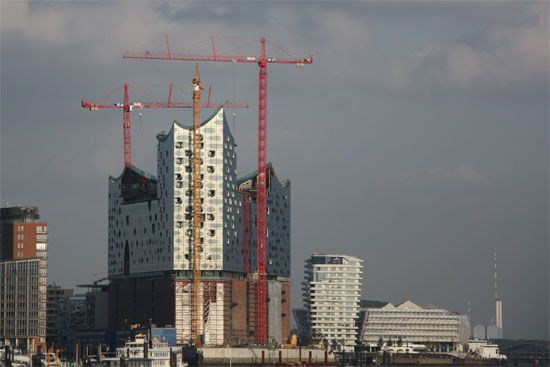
108, 276, 175, 330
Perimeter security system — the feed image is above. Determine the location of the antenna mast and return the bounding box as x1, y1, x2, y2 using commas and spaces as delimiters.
494, 252, 503, 337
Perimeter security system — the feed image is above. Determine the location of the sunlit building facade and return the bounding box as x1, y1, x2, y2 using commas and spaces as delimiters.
359, 300, 470, 351
302, 254, 363, 352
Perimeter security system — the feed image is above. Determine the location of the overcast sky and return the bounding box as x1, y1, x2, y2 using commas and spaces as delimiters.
1, 1, 548, 340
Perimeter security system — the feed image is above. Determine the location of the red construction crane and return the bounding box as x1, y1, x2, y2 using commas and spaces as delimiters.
81, 82, 248, 167
124, 35, 313, 344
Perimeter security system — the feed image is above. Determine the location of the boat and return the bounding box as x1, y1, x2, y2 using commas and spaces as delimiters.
101, 333, 187, 367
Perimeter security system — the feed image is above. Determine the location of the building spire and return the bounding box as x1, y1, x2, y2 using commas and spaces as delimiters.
494, 252, 498, 300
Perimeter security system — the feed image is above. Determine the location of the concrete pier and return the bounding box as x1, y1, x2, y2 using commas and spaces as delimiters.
197, 347, 335, 366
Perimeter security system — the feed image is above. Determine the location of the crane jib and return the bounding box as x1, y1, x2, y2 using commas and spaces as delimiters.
123, 52, 313, 65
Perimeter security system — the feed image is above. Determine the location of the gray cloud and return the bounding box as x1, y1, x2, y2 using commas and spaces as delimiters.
398, 162, 494, 192
1, 0, 547, 339
382, 2, 548, 94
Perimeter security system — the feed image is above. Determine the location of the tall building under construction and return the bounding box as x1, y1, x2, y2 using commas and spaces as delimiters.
107, 108, 291, 345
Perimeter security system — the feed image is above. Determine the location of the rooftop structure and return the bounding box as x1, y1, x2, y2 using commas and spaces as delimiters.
473, 325, 486, 340
1, 206, 48, 261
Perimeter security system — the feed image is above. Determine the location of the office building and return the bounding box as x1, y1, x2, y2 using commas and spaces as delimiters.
57, 294, 86, 356
302, 254, 363, 352
47, 284, 73, 345
80, 281, 109, 331
0, 207, 48, 352
359, 300, 471, 351
292, 308, 310, 342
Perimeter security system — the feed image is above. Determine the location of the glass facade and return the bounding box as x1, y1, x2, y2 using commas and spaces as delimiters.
0, 258, 48, 348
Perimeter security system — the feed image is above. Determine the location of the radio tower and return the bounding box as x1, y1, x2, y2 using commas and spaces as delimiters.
494, 252, 503, 337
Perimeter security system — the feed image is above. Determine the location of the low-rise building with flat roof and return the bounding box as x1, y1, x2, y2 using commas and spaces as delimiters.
359, 300, 470, 352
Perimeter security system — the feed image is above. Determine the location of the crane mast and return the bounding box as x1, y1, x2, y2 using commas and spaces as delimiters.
192, 64, 205, 347
256, 38, 269, 343
123, 83, 132, 166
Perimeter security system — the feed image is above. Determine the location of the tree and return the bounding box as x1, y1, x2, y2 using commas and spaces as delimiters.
397, 337, 403, 347
322, 338, 329, 350
377, 337, 384, 348
387, 338, 393, 347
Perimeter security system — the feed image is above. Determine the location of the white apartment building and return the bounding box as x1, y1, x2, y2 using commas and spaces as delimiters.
302, 254, 363, 352
359, 300, 471, 351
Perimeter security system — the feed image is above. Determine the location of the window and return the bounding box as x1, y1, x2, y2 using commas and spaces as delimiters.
185, 150, 192, 157
208, 230, 215, 237
208, 150, 215, 157
208, 190, 215, 197
207, 166, 215, 173
207, 214, 215, 221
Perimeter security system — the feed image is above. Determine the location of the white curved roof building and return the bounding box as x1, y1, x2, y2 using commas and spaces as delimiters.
359, 300, 470, 351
